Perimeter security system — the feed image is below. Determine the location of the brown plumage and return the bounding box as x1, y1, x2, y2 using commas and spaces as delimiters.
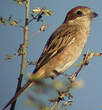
3, 6, 98, 110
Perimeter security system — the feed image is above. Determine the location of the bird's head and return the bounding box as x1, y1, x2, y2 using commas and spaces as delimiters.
64, 6, 98, 23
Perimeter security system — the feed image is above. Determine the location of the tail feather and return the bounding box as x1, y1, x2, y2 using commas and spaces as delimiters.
2, 80, 34, 110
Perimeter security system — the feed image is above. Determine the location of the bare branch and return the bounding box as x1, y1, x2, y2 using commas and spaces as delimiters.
10, 0, 30, 110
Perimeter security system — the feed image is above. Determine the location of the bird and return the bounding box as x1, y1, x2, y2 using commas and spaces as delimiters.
3, 6, 98, 110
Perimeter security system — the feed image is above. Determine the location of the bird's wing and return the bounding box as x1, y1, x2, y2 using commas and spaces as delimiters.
33, 24, 78, 73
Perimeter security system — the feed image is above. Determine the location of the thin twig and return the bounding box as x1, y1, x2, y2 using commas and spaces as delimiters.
10, 0, 30, 110
74, 50, 89, 77
50, 51, 102, 109
50, 101, 59, 110
74, 51, 102, 77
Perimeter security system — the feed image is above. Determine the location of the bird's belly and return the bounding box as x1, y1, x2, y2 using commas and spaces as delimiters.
56, 58, 75, 72
54, 37, 87, 72
54, 53, 78, 73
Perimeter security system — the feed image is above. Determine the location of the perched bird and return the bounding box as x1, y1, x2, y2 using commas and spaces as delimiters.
3, 6, 98, 110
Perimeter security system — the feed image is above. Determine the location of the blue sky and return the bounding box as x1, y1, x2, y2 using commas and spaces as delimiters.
0, 0, 102, 110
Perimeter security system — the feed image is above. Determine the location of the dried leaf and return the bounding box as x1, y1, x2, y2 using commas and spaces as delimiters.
0, 17, 6, 24
40, 24, 49, 31
13, 0, 26, 5
5, 54, 15, 60
32, 8, 41, 13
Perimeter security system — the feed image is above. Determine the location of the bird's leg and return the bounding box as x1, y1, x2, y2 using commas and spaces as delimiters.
53, 70, 77, 82
47, 70, 64, 79
53, 70, 63, 76
48, 70, 70, 79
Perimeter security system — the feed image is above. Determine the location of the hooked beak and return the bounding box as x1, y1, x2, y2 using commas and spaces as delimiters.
92, 12, 98, 18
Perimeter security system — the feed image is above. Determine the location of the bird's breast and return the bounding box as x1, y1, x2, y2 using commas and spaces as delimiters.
54, 27, 90, 72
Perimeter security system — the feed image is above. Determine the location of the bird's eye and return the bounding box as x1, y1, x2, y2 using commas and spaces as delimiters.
76, 11, 83, 15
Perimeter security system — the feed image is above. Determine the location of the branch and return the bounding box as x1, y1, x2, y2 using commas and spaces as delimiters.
49, 51, 102, 109
10, 0, 30, 110
74, 51, 102, 78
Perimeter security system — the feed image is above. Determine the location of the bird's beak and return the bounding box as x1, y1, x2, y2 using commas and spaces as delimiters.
92, 12, 98, 18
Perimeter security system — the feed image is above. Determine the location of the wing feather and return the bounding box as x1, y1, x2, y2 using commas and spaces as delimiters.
33, 24, 78, 73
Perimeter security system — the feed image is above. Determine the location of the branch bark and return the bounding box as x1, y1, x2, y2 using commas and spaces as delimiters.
10, 0, 30, 110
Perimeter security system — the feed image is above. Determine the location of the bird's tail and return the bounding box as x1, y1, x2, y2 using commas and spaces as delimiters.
2, 80, 34, 110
